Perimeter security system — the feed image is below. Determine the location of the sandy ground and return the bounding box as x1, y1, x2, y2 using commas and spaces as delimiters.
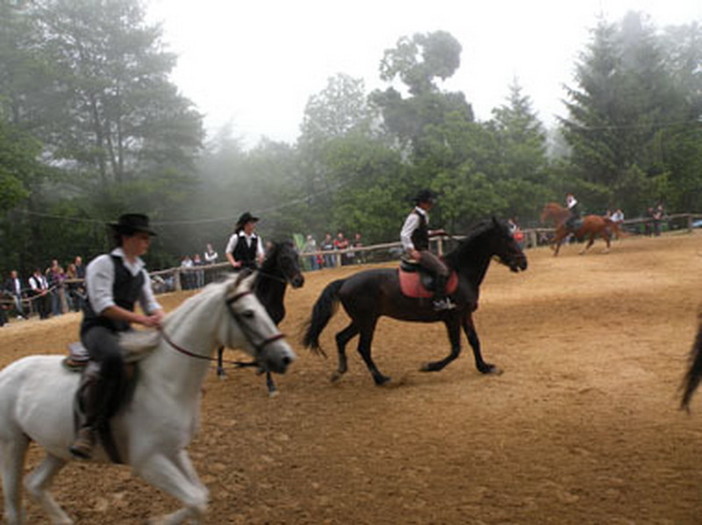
2, 232, 702, 524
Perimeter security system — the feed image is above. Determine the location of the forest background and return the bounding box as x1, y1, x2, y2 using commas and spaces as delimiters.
1, 0, 701, 272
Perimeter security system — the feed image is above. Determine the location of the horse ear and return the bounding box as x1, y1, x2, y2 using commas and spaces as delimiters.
233, 268, 255, 290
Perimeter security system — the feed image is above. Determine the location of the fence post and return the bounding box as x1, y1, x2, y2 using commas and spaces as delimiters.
174, 269, 182, 292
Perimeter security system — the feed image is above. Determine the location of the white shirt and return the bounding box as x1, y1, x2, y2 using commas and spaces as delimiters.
86, 248, 161, 316
566, 196, 578, 210
611, 210, 624, 222
204, 249, 218, 264
29, 274, 48, 291
225, 232, 265, 259
400, 206, 428, 252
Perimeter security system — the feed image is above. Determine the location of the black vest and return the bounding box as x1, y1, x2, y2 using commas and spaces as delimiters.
81, 255, 145, 335
231, 232, 259, 269
410, 210, 430, 251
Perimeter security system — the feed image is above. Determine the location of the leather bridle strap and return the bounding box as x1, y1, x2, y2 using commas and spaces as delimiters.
160, 289, 285, 362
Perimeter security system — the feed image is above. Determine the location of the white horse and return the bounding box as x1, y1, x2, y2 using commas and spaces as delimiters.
0, 272, 296, 524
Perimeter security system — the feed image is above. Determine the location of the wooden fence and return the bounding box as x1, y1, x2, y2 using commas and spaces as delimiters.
3, 213, 701, 319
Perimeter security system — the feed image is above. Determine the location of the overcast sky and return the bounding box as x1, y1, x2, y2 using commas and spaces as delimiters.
146, 0, 701, 147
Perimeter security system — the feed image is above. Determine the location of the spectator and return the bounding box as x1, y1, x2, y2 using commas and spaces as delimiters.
193, 253, 205, 288
333, 232, 350, 266
350, 232, 364, 264
65, 263, 81, 312
74, 256, 86, 280
508, 217, 525, 249
610, 208, 624, 239
226, 212, 265, 271
204, 243, 218, 265
320, 233, 334, 268
29, 268, 51, 319
303, 234, 320, 271
4, 270, 27, 319
652, 203, 665, 236
180, 255, 194, 290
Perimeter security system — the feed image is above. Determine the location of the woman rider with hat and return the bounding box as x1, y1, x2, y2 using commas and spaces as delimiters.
400, 190, 454, 311
225, 212, 265, 270
69, 213, 164, 459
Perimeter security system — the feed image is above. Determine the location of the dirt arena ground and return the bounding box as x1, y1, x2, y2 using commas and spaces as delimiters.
3, 231, 702, 524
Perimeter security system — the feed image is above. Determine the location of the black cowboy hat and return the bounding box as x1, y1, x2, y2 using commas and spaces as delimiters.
235, 211, 259, 230
413, 189, 438, 205
109, 213, 157, 236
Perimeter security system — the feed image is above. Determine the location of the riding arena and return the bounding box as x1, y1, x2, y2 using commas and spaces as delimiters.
2, 229, 702, 523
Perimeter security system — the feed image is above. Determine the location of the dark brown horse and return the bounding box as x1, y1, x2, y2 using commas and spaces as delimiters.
681, 317, 702, 411
217, 240, 304, 395
302, 218, 527, 386
540, 202, 624, 256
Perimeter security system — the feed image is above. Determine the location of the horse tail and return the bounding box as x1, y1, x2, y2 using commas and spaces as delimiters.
681, 319, 702, 411
301, 279, 346, 357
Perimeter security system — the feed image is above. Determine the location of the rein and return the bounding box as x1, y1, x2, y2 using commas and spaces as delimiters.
159, 290, 285, 365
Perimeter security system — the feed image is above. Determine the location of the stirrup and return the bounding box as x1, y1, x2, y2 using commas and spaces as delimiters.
432, 298, 456, 311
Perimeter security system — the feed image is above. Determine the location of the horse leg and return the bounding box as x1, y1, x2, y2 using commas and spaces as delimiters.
24, 453, 72, 524
0, 434, 30, 525
601, 232, 611, 253
265, 372, 278, 397
421, 318, 462, 372
331, 322, 360, 382
355, 320, 390, 386
216, 346, 226, 378
136, 452, 208, 525
579, 235, 595, 255
463, 313, 502, 375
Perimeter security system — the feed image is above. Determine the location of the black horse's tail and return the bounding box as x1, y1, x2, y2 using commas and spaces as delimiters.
301, 279, 346, 357
681, 320, 702, 411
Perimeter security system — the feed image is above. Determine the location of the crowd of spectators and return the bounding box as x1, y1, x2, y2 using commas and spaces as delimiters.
0, 256, 85, 325
302, 231, 364, 271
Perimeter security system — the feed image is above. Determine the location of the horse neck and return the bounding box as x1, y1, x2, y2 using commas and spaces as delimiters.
144, 292, 221, 399
255, 271, 287, 322
447, 241, 493, 288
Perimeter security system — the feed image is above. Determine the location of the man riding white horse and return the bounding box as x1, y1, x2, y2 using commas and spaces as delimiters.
69, 213, 164, 459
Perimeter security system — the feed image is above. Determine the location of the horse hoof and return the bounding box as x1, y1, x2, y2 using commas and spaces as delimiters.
374, 376, 391, 386
330, 371, 343, 383
268, 389, 279, 398
485, 365, 503, 375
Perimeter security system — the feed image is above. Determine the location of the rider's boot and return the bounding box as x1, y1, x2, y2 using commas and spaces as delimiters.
69, 373, 109, 460
432, 274, 456, 311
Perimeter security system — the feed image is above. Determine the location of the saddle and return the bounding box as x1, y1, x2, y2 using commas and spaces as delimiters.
64, 342, 140, 464
398, 260, 458, 299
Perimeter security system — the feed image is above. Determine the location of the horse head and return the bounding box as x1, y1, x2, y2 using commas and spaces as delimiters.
489, 217, 528, 273
264, 241, 305, 288
224, 272, 296, 374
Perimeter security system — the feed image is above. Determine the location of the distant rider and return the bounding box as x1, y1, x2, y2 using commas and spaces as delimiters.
565, 192, 580, 231
400, 189, 454, 311
226, 212, 265, 271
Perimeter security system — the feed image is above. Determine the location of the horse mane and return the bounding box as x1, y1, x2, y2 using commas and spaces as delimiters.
118, 276, 236, 356
444, 219, 504, 268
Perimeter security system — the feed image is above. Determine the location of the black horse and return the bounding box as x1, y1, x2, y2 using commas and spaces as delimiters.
217, 240, 304, 395
302, 218, 527, 386
680, 319, 702, 411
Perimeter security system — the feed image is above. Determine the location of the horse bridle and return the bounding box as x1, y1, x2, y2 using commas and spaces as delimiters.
160, 290, 285, 364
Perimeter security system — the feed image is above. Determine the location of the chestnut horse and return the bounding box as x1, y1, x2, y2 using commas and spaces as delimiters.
540, 202, 624, 256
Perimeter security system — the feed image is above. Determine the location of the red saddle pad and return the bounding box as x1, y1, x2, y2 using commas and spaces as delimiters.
398, 268, 458, 299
